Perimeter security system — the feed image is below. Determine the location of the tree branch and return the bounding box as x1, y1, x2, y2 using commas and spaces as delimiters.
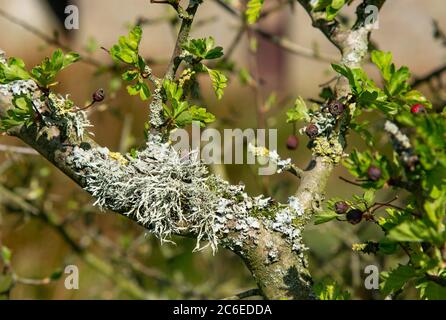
0, 48, 314, 299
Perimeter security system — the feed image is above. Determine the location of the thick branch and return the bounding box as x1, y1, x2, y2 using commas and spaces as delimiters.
294, 0, 387, 212
0, 59, 313, 299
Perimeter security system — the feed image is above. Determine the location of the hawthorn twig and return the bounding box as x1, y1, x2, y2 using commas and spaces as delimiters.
213, 0, 337, 63
0, 144, 39, 155
222, 288, 262, 300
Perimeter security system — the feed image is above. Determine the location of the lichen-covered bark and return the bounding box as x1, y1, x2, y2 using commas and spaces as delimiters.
0, 73, 313, 299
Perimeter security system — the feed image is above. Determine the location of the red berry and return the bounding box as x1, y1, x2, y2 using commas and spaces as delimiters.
286, 135, 299, 150
367, 165, 382, 181
346, 209, 363, 225
410, 104, 426, 114
334, 201, 349, 214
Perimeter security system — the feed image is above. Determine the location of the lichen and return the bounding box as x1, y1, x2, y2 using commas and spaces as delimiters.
265, 196, 307, 259
66, 135, 273, 254
299, 109, 337, 138
385, 119, 416, 159
44, 93, 92, 140
0, 80, 91, 140
312, 135, 345, 164
247, 143, 293, 174
266, 241, 279, 264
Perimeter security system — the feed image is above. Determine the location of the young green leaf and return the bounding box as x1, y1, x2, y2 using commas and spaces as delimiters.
206, 68, 228, 100
314, 211, 339, 225
0, 57, 30, 84
246, 0, 265, 24
286, 97, 310, 123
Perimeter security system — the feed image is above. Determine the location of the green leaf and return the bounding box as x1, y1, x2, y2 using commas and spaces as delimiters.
404, 90, 432, 109
50, 269, 64, 281
378, 238, 399, 255
0, 57, 30, 84
139, 82, 151, 101
0, 274, 13, 294
387, 66, 410, 96
1, 246, 11, 264
363, 189, 375, 207
1, 96, 34, 131
110, 26, 142, 65
111, 46, 137, 64
286, 97, 310, 123
388, 219, 441, 244
313, 279, 350, 300
182, 37, 224, 61
417, 281, 446, 300
31, 49, 80, 87
206, 68, 227, 100
371, 50, 393, 82
314, 211, 339, 225
313, 0, 345, 21
163, 79, 183, 103
126, 83, 141, 96
381, 264, 418, 296
246, 0, 265, 24
189, 106, 215, 127
122, 70, 139, 81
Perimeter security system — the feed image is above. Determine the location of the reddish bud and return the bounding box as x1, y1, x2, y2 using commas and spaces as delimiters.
334, 201, 350, 214
92, 88, 105, 103
367, 165, 382, 181
305, 124, 319, 139
329, 101, 345, 116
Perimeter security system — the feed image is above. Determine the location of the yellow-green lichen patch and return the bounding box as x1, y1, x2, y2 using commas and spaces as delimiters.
312, 136, 345, 164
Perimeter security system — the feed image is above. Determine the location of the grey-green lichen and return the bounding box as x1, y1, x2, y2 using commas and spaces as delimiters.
66, 135, 275, 253
64, 133, 310, 258
44, 93, 92, 140
0, 79, 91, 140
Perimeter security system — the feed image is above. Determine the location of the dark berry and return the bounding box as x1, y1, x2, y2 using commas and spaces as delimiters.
286, 135, 299, 150
305, 124, 319, 139
334, 201, 350, 214
367, 165, 382, 181
92, 88, 105, 102
328, 101, 345, 116
410, 104, 426, 114
346, 209, 363, 225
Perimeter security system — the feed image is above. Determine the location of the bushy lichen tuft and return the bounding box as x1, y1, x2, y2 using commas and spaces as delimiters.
66, 136, 272, 253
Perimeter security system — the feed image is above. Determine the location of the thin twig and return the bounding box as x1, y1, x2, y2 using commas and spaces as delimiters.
222, 288, 262, 300
0, 144, 39, 155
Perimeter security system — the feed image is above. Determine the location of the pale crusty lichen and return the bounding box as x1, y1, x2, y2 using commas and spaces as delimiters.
312, 135, 345, 164
267, 196, 307, 256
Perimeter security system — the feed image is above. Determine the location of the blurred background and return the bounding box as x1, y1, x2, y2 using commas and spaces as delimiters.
0, 0, 445, 299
